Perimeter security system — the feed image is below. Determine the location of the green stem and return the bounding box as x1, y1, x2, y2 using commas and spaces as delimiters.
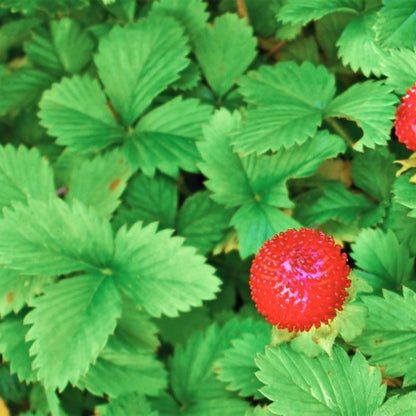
325, 117, 355, 148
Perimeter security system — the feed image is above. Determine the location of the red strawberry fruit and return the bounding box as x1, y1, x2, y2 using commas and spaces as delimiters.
250, 228, 351, 332
395, 83, 416, 151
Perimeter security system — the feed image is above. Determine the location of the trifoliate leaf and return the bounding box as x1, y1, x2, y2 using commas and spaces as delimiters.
256, 344, 386, 416
325, 81, 398, 150
177, 191, 233, 254
0, 268, 54, 317
0, 69, 54, 116
124, 96, 212, 176
171, 319, 261, 407
0, 198, 114, 276
67, 150, 132, 220
278, 0, 363, 25
351, 228, 413, 291
231, 202, 300, 258
216, 320, 270, 398
351, 146, 397, 201
234, 62, 336, 154
393, 174, 416, 217
96, 394, 158, 416
354, 288, 416, 386
114, 172, 178, 229
199, 110, 346, 210
25, 274, 122, 390
337, 13, 387, 77
374, 0, 416, 49
381, 48, 416, 94
374, 392, 416, 416
26, 18, 94, 75
150, 0, 209, 43
294, 181, 373, 226
95, 17, 189, 126
112, 222, 220, 317
77, 296, 166, 397
0, 315, 36, 382
38, 75, 125, 153
0, 145, 55, 210
193, 13, 257, 98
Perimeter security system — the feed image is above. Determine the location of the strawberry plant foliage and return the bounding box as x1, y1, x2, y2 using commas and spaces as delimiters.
1, 0, 416, 413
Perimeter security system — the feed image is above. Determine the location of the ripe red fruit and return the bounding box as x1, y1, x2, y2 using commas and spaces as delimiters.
249, 228, 351, 332
394, 83, 416, 152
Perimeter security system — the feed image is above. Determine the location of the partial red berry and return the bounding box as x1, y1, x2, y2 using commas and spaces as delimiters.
249, 228, 351, 332
394, 83, 416, 151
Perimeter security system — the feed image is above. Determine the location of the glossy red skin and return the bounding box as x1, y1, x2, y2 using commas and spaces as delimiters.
250, 228, 351, 332
395, 83, 416, 152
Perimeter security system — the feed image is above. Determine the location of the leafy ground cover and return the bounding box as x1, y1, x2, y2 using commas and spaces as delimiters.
0, 0, 416, 414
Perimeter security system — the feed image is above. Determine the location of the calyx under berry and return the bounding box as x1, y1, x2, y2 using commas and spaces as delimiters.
250, 228, 351, 332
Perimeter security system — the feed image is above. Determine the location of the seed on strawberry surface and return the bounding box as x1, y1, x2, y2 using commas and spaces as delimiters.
394, 83, 416, 152
249, 228, 351, 332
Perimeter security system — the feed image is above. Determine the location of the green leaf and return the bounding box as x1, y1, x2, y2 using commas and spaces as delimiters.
354, 288, 416, 386
216, 320, 270, 398
0, 198, 114, 276
381, 48, 416, 94
0, 268, 54, 317
199, 110, 346, 210
351, 228, 414, 291
337, 13, 387, 77
245, 406, 275, 416
25, 274, 121, 390
194, 13, 257, 98
26, 18, 94, 75
0, 145, 55, 210
294, 181, 374, 226
325, 81, 398, 150
231, 202, 300, 258
114, 172, 178, 229
198, 109, 253, 208
95, 17, 189, 126
384, 200, 416, 256
124, 96, 212, 176
374, 392, 416, 416
38, 75, 125, 153
0, 18, 41, 61
0, 315, 36, 382
112, 222, 220, 317
150, 0, 209, 43
278, 0, 363, 25
0, 69, 54, 116
374, 0, 416, 49
157, 307, 211, 346
171, 319, 260, 407
234, 62, 336, 154
96, 393, 158, 416
67, 150, 132, 220
256, 344, 386, 415
50, 18, 95, 74
77, 296, 166, 397
177, 191, 233, 254
393, 174, 416, 217
351, 146, 397, 201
